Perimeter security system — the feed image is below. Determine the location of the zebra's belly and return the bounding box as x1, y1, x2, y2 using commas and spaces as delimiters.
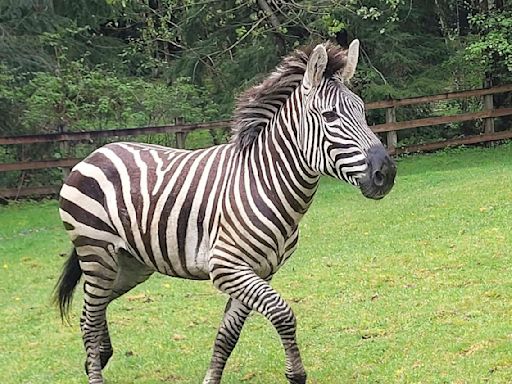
152, 253, 210, 280
132, 225, 212, 280
212, 227, 300, 280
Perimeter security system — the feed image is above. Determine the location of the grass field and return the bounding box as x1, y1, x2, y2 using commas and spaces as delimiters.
1, 144, 511, 384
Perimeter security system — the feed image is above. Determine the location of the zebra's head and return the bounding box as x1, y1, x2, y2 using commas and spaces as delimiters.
299, 40, 396, 199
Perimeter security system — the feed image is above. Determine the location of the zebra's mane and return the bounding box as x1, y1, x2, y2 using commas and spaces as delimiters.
231, 42, 348, 150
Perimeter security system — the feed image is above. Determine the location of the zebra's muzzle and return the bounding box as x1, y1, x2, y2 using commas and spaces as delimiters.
359, 145, 396, 200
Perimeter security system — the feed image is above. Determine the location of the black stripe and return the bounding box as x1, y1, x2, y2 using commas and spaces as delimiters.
60, 197, 115, 235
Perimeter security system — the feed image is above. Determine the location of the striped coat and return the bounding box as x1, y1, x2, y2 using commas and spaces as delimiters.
55, 40, 396, 384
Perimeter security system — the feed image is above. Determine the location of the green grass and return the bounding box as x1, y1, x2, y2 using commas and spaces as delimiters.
1, 144, 512, 383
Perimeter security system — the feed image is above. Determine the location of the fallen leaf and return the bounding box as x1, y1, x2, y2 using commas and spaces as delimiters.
127, 293, 152, 302
241, 372, 257, 381
461, 341, 491, 356
127, 293, 146, 301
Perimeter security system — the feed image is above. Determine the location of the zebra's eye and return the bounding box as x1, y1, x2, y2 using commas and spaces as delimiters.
322, 111, 338, 123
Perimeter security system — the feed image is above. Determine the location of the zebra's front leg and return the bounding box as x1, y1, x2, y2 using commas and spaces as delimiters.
210, 263, 306, 384
203, 298, 251, 384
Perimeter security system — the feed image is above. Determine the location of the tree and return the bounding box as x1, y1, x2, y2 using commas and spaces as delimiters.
466, 1, 512, 86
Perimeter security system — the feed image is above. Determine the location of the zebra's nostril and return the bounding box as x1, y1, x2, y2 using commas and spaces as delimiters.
373, 170, 385, 187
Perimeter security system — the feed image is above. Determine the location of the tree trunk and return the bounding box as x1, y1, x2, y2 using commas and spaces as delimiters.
257, 0, 286, 55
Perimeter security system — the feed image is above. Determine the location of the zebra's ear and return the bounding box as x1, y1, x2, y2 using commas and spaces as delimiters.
303, 44, 328, 92
341, 39, 360, 82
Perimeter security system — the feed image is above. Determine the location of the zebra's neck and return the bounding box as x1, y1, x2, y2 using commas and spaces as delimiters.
237, 88, 320, 230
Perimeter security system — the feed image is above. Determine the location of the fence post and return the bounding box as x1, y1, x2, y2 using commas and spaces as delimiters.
483, 93, 495, 134
58, 123, 71, 180
385, 106, 397, 153
174, 117, 188, 149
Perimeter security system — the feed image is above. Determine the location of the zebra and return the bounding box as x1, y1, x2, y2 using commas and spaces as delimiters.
55, 40, 396, 384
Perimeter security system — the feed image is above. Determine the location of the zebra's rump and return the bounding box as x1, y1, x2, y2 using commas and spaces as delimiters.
59, 142, 236, 280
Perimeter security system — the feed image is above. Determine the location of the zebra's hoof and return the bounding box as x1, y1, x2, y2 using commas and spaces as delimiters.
285, 372, 307, 384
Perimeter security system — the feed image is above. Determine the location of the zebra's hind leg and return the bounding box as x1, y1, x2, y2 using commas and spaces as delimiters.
81, 313, 113, 374
210, 262, 306, 384
95, 252, 154, 373
80, 247, 153, 384
203, 298, 251, 384
78, 244, 118, 384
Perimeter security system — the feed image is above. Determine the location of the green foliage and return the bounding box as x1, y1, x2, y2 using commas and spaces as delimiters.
0, 64, 25, 136
7, 58, 219, 134
1, 0, 505, 134
465, 10, 512, 76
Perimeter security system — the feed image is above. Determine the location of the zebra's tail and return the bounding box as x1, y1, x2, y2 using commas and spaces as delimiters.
54, 248, 82, 321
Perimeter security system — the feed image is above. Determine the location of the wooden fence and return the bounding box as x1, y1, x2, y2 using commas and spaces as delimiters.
1, 84, 511, 199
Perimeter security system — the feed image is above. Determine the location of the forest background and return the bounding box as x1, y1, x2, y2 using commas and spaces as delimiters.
0, 0, 511, 188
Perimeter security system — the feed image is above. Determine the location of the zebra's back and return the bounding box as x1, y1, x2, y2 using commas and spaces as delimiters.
59, 141, 236, 280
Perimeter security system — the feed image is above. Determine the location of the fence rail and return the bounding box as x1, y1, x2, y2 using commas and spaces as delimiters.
1, 84, 511, 199
0, 120, 232, 145
372, 107, 512, 133
364, 84, 512, 109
